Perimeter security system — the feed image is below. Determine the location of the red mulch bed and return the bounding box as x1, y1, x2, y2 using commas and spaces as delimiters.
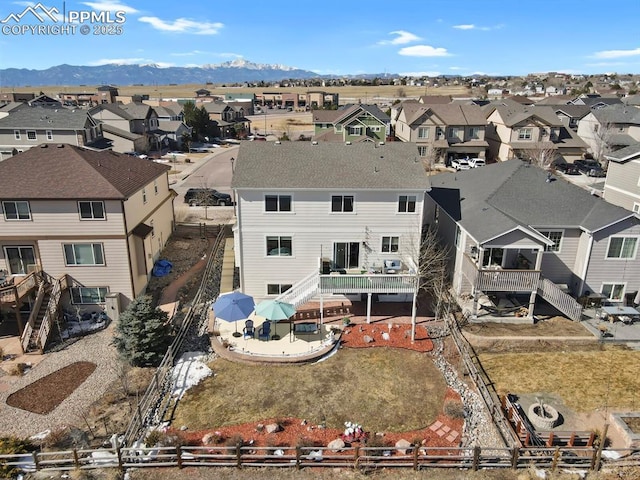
6, 361, 96, 414
176, 318, 459, 452
340, 323, 433, 352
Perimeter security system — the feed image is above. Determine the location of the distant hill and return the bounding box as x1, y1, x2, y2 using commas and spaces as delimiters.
0, 59, 322, 87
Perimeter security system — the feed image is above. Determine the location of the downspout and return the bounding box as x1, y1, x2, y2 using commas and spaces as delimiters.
578, 232, 594, 296
234, 188, 244, 292
122, 200, 136, 299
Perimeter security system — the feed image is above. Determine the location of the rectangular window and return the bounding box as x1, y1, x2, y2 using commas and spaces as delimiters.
331, 195, 354, 212
14, 130, 20, 140
398, 195, 416, 213
381, 236, 399, 253
265, 194, 292, 212
3, 201, 31, 220
63, 243, 105, 265
154, 179, 158, 194
150, 219, 155, 237
142, 188, 147, 204
78, 201, 105, 220
601, 283, 625, 302
46, 130, 53, 141
540, 230, 563, 252
266, 236, 292, 256
633, 203, 640, 214
448, 127, 462, 139
27, 130, 37, 141
518, 128, 533, 140
71, 286, 109, 304
418, 146, 427, 157
347, 126, 362, 135
370, 126, 381, 132
418, 127, 429, 139
267, 284, 292, 295
469, 127, 481, 139
606, 237, 638, 259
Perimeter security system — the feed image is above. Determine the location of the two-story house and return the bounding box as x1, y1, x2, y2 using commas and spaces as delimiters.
312, 105, 390, 143
577, 105, 640, 163
201, 101, 250, 139
0, 144, 174, 350
0, 104, 107, 161
231, 142, 429, 323
603, 144, 640, 213
484, 101, 587, 163
425, 160, 640, 321
89, 102, 165, 153
394, 102, 488, 164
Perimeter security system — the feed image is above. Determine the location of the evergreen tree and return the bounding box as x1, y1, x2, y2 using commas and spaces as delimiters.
112, 295, 172, 367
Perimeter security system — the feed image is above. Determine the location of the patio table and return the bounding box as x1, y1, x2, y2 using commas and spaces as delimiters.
601, 305, 640, 323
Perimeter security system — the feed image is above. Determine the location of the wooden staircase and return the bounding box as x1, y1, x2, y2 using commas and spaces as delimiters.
27, 288, 51, 351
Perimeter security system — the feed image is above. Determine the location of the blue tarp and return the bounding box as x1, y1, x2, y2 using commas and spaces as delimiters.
152, 259, 173, 277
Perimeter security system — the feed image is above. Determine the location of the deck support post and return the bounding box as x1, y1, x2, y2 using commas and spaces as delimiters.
366, 292, 372, 323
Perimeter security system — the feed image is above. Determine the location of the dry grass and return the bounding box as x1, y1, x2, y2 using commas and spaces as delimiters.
172, 348, 446, 433
479, 345, 640, 412
464, 316, 592, 337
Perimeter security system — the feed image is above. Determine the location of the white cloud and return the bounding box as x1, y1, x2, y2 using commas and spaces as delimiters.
378, 30, 421, 45
139, 16, 223, 35
593, 48, 640, 59
453, 23, 501, 31
398, 45, 451, 57
453, 24, 475, 30
449, 66, 463, 70
585, 61, 627, 67
170, 50, 208, 57
88, 58, 173, 67
80, 2, 139, 13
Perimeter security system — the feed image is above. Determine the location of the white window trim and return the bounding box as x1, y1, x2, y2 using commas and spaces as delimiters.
418, 127, 429, 139
142, 188, 147, 204
78, 201, 106, 221
605, 235, 638, 260
26, 130, 37, 141
633, 202, 640, 214
265, 235, 294, 258
330, 194, 356, 214
63, 243, 105, 266
397, 194, 417, 214
46, 130, 53, 141
539, 229, 564, 253
600, 282, 626, 302
266, 283, 293, 296
13, 130, 20, 140
70, 286, 109, 304
518, 128, 533, 140
264, 193, 294, 213
2, 200, 31, 221
381, 235, 400, 253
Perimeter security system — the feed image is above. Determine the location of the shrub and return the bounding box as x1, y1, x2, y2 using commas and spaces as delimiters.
144, 430, 164, 448
0, 436, 34, 478
224, 434, 244, 448
296, 436, 317, 449
9, 363, 28, 376
365, 435, 387, 456
443, 399, 465, 419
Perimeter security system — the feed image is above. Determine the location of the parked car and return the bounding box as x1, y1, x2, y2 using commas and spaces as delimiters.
184, 188, 232, 206
574, 159, 606, 177
467, 158, 486, 168
123, 151, 148, 159
451, 158, 471, 170
552, 160, 580, 175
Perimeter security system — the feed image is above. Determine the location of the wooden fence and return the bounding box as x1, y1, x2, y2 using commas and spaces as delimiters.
0, 444, 610, 473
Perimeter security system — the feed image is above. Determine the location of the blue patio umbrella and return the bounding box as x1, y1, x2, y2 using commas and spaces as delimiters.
212, 291, 255, 337
255, 300, 296, 339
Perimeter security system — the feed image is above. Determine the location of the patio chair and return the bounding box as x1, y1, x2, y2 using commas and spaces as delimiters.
258, 321, 271, 341
243, 319, 255, 338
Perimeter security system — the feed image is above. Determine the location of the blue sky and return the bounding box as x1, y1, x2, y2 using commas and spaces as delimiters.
1, 0, 639, 76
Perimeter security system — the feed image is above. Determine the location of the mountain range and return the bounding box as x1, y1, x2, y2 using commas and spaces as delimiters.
0, 59, 322, 87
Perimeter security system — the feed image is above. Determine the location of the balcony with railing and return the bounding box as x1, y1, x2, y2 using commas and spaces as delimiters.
319, 273, 417, 295
0, 272, 39, 306
461, 253, 540, 293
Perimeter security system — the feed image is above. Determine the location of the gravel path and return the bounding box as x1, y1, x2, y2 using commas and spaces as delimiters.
0, 324, 120, 438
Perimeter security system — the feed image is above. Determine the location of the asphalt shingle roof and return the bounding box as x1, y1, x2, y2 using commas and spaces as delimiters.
0, 105, 91, 129
428, 160, 632, 242
591, 104, 640, 125
232, 142, 429, 190
0, 144, 169, 200
401, 103, 487, 126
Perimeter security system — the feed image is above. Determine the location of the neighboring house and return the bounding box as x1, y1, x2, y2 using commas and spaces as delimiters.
256, 91, 338, 110
552, 104, 590, 130
0, 104, 107, 161
0, 92, 35, 104
201, 101, 250, 139
576, 105, 640, 161
394, 102, 488, 163
29, 95, 62, 108
570, 94, 622, 109
0, 144, 174, 349
603, 144, 640, 213
59, 85, 119, 106
313, 104, 390, 143
89, 102, 166, 153
425, 160, 640, 320
231, 142, 429, 322
484, 101, 587, 163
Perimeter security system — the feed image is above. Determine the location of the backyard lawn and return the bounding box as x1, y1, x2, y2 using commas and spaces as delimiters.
172, 348, 446, 433
479, 345, 640, 412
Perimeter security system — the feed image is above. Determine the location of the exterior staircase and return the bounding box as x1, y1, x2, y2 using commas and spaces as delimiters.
27, 289, 51, 351
537, 277, 583, 321
275, 271, 319, 308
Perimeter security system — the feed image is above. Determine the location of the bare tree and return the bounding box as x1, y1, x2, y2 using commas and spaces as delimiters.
519, 141, 558, 170
591, 121, 614, 169
420, 144, 444, 173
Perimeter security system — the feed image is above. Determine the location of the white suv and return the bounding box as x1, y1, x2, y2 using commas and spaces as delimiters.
468, 158, 486, 168
451, 158, 471, 170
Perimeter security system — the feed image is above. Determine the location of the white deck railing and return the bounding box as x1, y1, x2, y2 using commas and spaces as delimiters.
462, 254, 539, 292
537, 277, 583, 321
318, 274, 417, 294
275, 271, 319, 308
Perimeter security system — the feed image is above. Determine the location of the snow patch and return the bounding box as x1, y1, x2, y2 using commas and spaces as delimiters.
171, 352, 213, 400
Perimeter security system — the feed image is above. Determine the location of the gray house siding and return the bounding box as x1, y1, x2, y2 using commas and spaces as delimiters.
539, 228, 580, 285
603, 160, 640, 211
584, 217, 640, 302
